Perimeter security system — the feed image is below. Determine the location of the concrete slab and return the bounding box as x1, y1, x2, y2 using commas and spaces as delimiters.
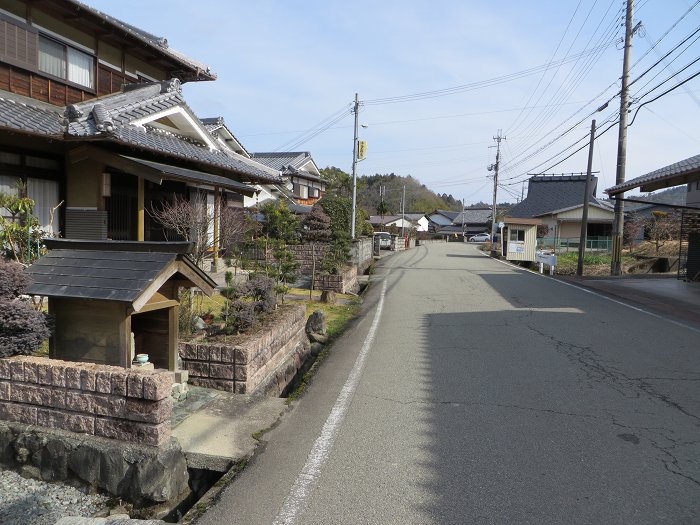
171, 388, 288, 472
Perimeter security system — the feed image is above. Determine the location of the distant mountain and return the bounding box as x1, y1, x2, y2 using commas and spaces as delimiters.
625, 185, 687, 210
358, 173, 462, 214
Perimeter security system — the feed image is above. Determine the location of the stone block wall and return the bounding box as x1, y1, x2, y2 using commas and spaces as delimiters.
179, 304, 308, 396
313, 265, 358, 293
0, 356, 173, 447
351, 237, 373, 273
287, 244, 330, 275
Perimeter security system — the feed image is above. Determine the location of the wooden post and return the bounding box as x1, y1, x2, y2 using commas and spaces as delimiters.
120, 314, 131, 369
213, 187, 220, 268
169, 305, 178, 371
137, 176, 145, 241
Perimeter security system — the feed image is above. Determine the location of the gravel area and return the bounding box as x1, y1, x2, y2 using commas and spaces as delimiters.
0, 469, 109, 525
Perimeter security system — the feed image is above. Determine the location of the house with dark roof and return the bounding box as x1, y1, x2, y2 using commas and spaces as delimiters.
369, 213, 428, 232
426, 210, 460, 234
425, 208, 491, 237
606, 154, 700, 281
250, 152, 326, 207
0, 0, 279, 248
454, 208, 492, 237
507, 175, 614, 240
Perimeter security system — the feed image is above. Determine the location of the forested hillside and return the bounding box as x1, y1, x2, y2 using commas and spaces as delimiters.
319, 167, 462, 215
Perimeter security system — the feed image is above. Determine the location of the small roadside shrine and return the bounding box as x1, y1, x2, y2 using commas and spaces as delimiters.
25, 239, 215, 371
502, 218, 542, 263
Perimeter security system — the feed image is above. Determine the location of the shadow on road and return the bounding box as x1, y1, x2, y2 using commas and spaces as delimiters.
409, 268, 700, 523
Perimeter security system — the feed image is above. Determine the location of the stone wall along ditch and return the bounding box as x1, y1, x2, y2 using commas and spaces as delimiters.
0, 356, 174, 447
179, 304, 310, 396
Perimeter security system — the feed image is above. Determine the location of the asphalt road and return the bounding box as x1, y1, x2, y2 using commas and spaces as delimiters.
197, 242, 700, 525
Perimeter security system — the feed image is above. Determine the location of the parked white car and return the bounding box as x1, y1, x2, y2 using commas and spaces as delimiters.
468, 233, 491, 243
374, 232, 392, 249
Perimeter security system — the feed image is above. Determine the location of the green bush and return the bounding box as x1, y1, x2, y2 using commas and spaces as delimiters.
221, 275, 277, 334
0, 258, 51, 357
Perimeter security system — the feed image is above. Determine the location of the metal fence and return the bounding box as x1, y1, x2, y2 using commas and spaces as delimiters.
537, 236, 612, 254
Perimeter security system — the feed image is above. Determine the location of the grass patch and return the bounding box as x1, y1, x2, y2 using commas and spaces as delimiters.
554, 252, 636, 275
285, 295, 361, 402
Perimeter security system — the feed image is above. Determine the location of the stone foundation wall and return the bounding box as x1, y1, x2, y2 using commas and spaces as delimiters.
0, 356, 173, 447
179, 305, 308, 395
0, 421, 187, 505
313, 265, 358, 293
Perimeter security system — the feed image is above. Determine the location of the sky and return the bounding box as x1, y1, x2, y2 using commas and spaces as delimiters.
86, 0, 700, 206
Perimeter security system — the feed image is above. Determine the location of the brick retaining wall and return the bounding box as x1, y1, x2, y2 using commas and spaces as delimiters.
0, 356, 173, 446
179, 304, 308, 395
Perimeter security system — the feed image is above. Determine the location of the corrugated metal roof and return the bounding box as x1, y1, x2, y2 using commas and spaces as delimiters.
606, 154, 700, 195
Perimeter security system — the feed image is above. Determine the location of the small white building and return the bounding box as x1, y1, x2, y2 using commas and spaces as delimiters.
503, 218, 542, 262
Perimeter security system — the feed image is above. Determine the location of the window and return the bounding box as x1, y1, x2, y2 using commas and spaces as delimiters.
299, 185, 308, 199
38, 35, 94, 89
509, 228, 525, 242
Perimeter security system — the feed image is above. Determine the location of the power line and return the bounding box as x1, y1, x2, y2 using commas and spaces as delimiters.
273, 104, 352, 151
362, 43, 617, 106
505, 0, 586, 134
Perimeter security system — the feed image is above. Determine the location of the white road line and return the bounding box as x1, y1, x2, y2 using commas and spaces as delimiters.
272, 278, 388, 525
488, 253, 700, 334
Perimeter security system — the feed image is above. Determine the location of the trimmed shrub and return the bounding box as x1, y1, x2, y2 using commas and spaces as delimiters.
0, 259, 28, 299
221, 275, 277, 334
0, 301, 51, 357
0, 257, 50, 357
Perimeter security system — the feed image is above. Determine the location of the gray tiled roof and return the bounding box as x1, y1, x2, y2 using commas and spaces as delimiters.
65, 82, 280, 184
0, 84, 280, 184
369, 215, 401, 225
0, 95, 63, 135
606, 154, 700, 195
507, 175, 603, 218
201, 116, 250, 157
454, 208, 492, 225
252, 152, 313, 171
67, 81, 184, 136
109, 127, 280, 183
433, 210, 460, 221
71, 0, 215, 82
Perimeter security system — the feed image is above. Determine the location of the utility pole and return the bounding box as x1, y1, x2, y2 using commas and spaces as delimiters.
577, 120, 597, 277
401, 184, 406, 238
350, 93, 360, 239
490, 131, 504, 256
611, 0, 635, 275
